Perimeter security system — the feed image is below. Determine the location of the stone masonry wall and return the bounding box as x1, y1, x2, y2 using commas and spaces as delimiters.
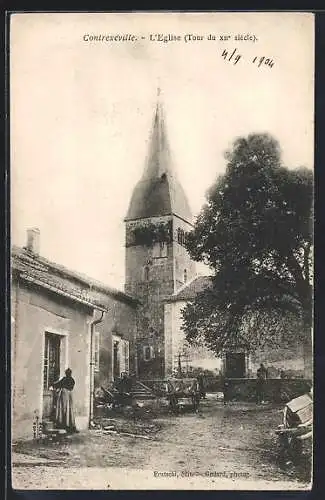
125, 216, 175, 379
172, 215, 196, 291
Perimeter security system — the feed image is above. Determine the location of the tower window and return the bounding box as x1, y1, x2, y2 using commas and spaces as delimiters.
184, 269, 188, 283
159, 241, 167, 257
177, 228, 185, 246
143, 346, 154, 361
143, 265, 150, 281
152, 241, 167, 259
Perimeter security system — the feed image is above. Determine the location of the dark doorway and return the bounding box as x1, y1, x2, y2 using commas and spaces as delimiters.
225, 352, 246, 378
113, 340, 120, 379
43, 333, 61, 419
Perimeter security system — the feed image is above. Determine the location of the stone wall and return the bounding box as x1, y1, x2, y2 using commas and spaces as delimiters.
249, 343, 305, 378
125, 216, 174, 291
172, 215, 196, 291
224, 378, 312, 403
125, 216, 176, 379
125, 215, 198, 379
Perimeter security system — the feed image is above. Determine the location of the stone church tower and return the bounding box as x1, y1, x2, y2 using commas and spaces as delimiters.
125, 95, 196, 378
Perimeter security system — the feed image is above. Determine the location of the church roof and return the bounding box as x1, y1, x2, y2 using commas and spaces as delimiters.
166, 275, 213, 302
125, 96, 193, 223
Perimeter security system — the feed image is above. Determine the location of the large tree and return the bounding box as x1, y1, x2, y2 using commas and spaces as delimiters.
183, 133, 313, 372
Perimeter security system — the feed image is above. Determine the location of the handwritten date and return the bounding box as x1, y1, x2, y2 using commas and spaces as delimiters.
221, 48, 274, 68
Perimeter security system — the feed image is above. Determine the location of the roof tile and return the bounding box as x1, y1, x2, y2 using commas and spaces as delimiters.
167, 275, 212, 302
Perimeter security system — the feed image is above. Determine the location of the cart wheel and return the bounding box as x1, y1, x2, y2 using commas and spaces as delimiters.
290, 437, 303, 459
278, 434, 289, 458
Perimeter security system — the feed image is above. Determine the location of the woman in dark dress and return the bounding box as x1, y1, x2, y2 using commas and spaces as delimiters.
53, 368, 78, 433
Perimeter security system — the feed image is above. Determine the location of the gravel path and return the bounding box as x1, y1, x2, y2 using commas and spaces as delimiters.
12, 465, 308, 490
12, 399, 312, 490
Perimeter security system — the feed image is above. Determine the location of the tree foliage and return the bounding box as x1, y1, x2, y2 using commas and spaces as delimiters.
126, 221, 172, 247
183, 133, 313, 353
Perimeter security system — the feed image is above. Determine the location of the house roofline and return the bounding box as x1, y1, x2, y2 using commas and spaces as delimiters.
17, 272, 107, 312
164, 274, 212, 303
11, 245, 139, 307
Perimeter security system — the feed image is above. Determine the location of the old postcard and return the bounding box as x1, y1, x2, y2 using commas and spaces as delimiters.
10, 12, 314, 490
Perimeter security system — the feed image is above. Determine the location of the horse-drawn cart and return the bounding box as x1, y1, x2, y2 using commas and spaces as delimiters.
167, 378, 201, 413
94, 376, 202, 416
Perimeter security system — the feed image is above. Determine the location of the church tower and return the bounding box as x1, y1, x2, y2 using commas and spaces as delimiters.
125, 92, 196, 378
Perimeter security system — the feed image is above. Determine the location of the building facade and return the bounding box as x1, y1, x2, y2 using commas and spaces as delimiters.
164, 274, 307, 380
164, 276, 219, 376
11, 229, 137, 440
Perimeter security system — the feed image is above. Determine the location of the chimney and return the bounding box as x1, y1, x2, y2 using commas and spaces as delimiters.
26, 228, 40, 255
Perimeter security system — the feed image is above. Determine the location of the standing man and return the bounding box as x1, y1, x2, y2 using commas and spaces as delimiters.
256, 363, 268, 404
197, 373, 206, 399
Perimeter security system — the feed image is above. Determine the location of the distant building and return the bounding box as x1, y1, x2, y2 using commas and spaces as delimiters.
164, 274, 306, 380
164, 275, 220, 376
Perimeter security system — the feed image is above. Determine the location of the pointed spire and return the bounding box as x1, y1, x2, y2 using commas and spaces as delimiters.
125, 89, 193, 222
142, 88, 171, 180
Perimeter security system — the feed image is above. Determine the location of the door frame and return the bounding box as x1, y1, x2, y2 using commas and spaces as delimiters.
39, 327, 69, 421
112, 334, 130, 380
112, 334, 121, 380
225, 352, 246, 378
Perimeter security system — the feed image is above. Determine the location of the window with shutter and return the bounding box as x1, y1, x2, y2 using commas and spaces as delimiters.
123, 340, 130, 374
43, 333, 61, 390
143, 346, 151, 361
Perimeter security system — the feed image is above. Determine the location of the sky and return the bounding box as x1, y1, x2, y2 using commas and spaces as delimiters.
10, 12, 314, 291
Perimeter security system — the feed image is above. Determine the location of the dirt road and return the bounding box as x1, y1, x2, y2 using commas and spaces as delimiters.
12, 398, 311, 490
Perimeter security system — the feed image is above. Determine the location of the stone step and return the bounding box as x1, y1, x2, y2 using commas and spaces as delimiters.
41, 420, 68, 437
41, 420, 56, 431
131, 388, 155, 394
132, 394, 156, 400
131, 382, 155, 396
